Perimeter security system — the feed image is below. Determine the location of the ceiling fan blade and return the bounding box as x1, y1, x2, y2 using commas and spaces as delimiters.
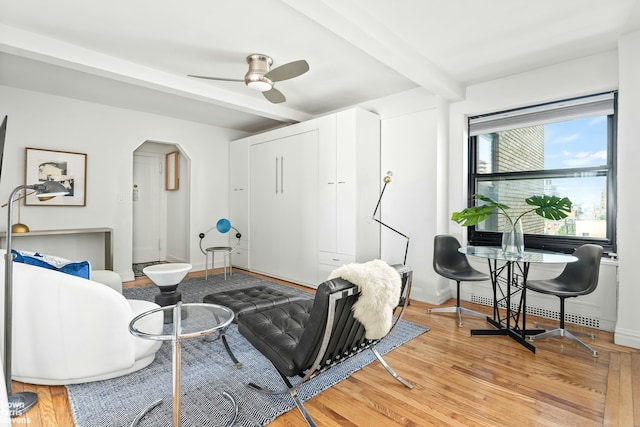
264, 60, 309, 82
263, 87, 286, 104
187, 75, 244, 82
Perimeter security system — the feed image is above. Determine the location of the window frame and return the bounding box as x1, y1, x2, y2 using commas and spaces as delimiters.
465, 92, 618, 255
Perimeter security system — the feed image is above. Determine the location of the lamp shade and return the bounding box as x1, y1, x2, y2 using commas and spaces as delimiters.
247, 80, 272, 92
34, 181, 68, 200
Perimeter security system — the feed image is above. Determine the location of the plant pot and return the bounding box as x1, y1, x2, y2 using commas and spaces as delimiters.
501, 219, 524, 255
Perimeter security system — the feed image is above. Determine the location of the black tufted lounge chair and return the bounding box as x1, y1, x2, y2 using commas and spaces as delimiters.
237, 265, 414, 427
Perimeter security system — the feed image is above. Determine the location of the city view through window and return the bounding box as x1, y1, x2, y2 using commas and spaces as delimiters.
475, 116, 608, 239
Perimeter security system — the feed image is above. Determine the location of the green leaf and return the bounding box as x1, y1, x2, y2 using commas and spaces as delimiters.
451, 194, 511, 226
451, 193, 573, 227
473, 194, 511, 211
525, 195, 573, 220
451, 204, 498, 226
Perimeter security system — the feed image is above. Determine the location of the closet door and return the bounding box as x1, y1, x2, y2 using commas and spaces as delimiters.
318, 115, 337, 254
249, 141, 281, 275
249, 130, 319, 285
335, 111, 357, 256
278, 130, 318, 285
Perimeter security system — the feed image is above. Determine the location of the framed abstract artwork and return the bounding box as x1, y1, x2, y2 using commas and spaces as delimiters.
25, 147, 87, 206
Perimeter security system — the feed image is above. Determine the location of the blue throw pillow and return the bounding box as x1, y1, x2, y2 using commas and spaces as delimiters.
11, 250, 91, 279
58, 261, 91, 279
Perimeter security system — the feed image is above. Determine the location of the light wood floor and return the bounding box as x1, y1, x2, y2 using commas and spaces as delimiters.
11, 268, 640, 426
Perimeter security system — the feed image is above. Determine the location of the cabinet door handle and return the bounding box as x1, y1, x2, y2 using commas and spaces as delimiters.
275, 157, 278, 194
280, 155, 284, 193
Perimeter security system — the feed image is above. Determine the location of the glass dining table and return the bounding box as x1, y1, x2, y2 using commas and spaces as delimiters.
459, 246, 577, 353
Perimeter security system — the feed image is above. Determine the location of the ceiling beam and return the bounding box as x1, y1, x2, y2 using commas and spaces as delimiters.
282, 0, 464, 102
0, 24, 313, 124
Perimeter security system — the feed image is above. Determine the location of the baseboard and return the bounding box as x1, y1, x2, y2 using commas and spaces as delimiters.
614, 327, 640, 350
121, 270, 135, 282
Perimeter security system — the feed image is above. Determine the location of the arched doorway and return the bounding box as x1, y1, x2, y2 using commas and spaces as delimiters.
132, 141, 190, 268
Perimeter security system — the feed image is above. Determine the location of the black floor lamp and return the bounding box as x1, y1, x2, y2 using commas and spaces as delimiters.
4, 181, 68, 417
372, 172, 410, 265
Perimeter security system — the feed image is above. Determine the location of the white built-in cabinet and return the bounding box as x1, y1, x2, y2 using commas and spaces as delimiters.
229, 107, 380, 288
317, 109, 381, 282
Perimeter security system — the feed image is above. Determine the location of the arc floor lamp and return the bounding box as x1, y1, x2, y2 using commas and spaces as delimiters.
4, 180, 68, 417
372, 172, 410, 265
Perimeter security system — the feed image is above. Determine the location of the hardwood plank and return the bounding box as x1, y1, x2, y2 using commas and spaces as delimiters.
33, 385, 57, 426
604, 352, 635, 427
9, 267, 640, 426
51, 386, 74, 427
603, 352, 621, 426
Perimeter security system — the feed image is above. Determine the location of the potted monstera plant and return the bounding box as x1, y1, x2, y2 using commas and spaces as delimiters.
451, 194, 573, 255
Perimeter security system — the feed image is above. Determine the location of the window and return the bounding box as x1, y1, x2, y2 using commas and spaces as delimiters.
466, 92, 617, 255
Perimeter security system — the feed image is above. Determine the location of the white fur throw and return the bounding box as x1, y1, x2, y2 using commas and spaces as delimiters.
328, 259, 401, 339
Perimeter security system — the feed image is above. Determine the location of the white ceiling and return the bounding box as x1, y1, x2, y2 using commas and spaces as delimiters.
1, 0, 639, 133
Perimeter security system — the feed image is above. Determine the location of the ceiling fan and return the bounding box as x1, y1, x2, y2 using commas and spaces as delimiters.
188, 53, 309, 104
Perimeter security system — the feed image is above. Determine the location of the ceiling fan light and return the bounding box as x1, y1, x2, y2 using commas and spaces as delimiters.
247, 80, 272, 92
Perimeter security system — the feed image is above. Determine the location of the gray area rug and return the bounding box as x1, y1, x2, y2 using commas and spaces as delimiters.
66, 272, 428, 426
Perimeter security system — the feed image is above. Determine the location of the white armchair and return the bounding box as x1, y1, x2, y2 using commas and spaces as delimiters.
3, 260, 163, 386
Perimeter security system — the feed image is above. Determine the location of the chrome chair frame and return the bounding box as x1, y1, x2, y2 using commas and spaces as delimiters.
198, 220, 241, 280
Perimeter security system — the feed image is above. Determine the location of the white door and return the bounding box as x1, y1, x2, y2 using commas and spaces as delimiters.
133, 153, 162, 263
278, 131, 318, 285
249, 131, 319, 285
249, 141, 281, 275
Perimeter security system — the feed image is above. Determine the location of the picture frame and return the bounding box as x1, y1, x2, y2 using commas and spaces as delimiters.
166, 151, 179, 190
25, 147, 87, 206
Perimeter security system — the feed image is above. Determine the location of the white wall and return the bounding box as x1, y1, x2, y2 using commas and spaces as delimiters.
380, 108, 438, 302
0, 85, 245, 280
614, 29, 640, 348
377, 94, 456, 304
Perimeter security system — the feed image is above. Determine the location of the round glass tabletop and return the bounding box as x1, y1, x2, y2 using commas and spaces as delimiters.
129, 302, 234, 341
459, 246, 577, 264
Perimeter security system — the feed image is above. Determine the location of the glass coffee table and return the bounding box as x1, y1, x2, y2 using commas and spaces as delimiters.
129, 302, 236, 427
